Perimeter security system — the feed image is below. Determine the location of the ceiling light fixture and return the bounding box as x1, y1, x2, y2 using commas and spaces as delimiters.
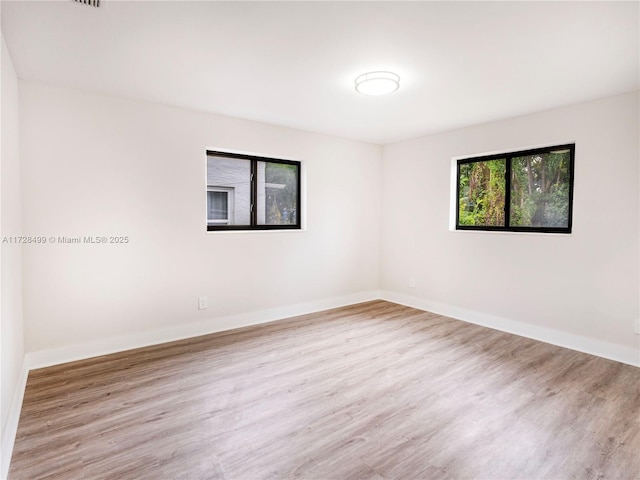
355, 71, 400, 96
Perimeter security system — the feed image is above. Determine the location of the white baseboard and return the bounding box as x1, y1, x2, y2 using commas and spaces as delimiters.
381, 290, 640, 368
1, 361, 28, 480
25, 290, 381, 370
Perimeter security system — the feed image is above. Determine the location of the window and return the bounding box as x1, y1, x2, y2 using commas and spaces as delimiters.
206, 151, 301, 231
207, 187, 233, 225
456, 144, 575, 233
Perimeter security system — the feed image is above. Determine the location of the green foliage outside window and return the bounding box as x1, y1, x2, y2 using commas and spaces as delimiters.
265, 162, 298, 225
510, 152, 571, 228
457, 145, 574, 232
458, 159, 506, 227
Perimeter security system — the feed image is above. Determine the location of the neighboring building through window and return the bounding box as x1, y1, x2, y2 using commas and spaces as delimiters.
206, 151, 301, 231
456, 144, 575, 233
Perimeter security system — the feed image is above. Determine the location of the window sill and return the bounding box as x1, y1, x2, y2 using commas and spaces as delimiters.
206, 228, 307, 235
450, 228, 573, 237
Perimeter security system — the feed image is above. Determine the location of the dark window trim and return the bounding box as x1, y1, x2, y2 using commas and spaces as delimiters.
206, 150, 302, 232
455, 143, 575, 234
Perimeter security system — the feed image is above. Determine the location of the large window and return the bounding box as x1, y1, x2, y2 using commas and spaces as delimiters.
206, 151, 301, 231
456, 144, 575, 233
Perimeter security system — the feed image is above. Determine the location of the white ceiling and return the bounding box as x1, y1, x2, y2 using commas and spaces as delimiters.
2, 1, 638, 145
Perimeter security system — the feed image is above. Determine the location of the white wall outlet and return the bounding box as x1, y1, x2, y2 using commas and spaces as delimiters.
409, 278, 416, 289
198, 296, 208, 310
635, 318, 640, 335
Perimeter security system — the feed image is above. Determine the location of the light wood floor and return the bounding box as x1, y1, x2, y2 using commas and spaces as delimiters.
9, 300, 640, 480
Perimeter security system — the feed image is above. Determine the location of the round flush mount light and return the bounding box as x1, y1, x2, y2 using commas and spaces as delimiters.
355, 71, 400, 96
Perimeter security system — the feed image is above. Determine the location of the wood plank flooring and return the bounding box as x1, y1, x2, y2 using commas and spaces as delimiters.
9, 300, 640, 480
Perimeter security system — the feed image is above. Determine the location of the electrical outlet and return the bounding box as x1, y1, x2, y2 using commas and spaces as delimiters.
409, 278, 416, 289
635, 318, 640, 335
198, 296, 208, 310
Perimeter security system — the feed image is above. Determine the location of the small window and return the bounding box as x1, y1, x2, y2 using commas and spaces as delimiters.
207, 187, 233, 225
206, 151, 301, 231
456, 144, 575, 233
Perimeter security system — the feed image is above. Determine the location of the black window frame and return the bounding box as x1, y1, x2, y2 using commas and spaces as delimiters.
206, 150, 302, 232
456, 143, 575, 234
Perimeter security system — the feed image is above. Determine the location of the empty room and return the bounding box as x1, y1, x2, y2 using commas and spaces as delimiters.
1, 1, 639, 479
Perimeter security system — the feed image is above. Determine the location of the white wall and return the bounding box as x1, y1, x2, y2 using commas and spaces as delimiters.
381, 91, 640, 364
1, 34, 25, 476
19, 81, 382, 356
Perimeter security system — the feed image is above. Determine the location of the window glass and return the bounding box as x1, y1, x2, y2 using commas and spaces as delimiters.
455, 144, 574, 233
206, 155, 251, 226
206, 151, 301, 231
458, 159, 506, 227
510, 150, 572, 228
257, 161, 299, 226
